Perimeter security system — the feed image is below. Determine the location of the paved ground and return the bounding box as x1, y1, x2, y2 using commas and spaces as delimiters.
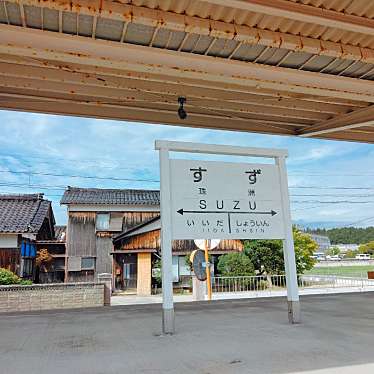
1, 293, 374, 374
111, 286, 374, 305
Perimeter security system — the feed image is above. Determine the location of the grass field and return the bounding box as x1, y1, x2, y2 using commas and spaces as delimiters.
305, 265, 374, 278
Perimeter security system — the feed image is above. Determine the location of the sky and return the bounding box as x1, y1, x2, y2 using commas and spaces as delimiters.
1, 109, 374, 228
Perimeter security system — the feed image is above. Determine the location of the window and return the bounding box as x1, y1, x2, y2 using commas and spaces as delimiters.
96, 213, 110, 230
54, 258, 65, 270
81, 257, 95, 270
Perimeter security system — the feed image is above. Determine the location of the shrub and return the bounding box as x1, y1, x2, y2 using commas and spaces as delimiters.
0, 268, 32, 285
217, 252, 255, 276
0, 268, 21, 285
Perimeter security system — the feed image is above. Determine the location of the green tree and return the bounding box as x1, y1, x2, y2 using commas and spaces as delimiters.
244, 240, 284, 275
306, 226, 374, 245
244, 227, 316, 275
293, 227, 317, 273
325, 247, 340, 256
359, 241, 374, 256
217, 252, 255, 276
344, 249, 358, 259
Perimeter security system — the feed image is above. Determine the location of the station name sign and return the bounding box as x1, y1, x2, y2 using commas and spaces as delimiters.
170, 159, 285, 240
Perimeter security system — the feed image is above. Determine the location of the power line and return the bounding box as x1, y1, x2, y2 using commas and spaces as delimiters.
291, 205, 324, 212
0, 151, 149, 169
2, 182, 374, 203
3, 184, 374, 206
0, 169, 159, 183
0, 190, 63, 198
5, 151, 374, 181
0, 182, 66, 190
3, 182, 374, 197
306, 215, 374, 229
0, 154, 149, 173
292, 200, 374, 204
3, 168, 374, 190
343, 216, 374, 227
291, 193, 374, 197
289, 186, 374, 190
289, 173, 374, 177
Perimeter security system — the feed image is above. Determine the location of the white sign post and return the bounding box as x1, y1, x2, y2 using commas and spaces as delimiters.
156, 140, 300, 334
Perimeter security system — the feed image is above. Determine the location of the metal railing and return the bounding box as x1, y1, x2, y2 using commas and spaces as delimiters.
210, 274, 374, 293
150, 274, 374, 295
301, 275, 374, 289
212, 275, 283, 293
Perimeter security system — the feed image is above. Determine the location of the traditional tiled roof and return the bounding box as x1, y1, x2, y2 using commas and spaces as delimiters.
60, 187, 160, 205
0, 194, 53, 234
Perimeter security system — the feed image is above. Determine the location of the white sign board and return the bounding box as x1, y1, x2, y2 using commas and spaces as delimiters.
170, 159, 285, 240
156, 141, 300, 332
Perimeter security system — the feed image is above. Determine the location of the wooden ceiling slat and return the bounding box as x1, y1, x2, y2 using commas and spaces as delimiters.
299, 105, 374, 137
0, 93, 297, 135
0, 88, 310, 127
0, 53, 368, 110
1, 25, 373, 103
321, 131, 374, 143
0, 4, 374, 143
0, 63, 332, 122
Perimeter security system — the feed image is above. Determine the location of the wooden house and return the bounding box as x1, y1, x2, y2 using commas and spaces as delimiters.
113, 216, 244, 296
60, 187, 160, 283
61, 187, 243, 294
0, 193, 55, 280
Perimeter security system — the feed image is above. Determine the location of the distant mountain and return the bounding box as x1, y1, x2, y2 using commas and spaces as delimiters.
304, 226, 374, 245
293, 220, 349, 230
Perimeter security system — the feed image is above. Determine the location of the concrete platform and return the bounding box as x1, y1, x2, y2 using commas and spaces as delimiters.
1, 293, 374, 374
111, 286, 374, 305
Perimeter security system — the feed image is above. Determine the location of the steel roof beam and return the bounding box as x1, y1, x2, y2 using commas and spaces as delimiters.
0, 61, 333, 122
0, 53, 364, 107
298, 105, 374, 137
4, 0, 374, 64
203, 0, 374, 36
0, 83, 313, 126
1, 25, 373, 103
0, 92, 296, 135
0, 54, 357, 114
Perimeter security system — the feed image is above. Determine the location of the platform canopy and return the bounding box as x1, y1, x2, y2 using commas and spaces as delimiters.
1, 0, 374, 142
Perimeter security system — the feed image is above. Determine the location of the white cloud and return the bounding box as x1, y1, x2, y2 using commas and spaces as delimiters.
1, 110, 374, 227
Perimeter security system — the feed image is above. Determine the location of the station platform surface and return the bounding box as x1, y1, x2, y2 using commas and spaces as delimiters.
1, 293, 374, 374
111, 286, 374, 305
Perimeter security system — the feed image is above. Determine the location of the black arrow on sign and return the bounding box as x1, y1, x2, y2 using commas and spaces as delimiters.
177, 209, 277, 216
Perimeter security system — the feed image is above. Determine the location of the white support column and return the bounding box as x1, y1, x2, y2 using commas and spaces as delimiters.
159, 147, 175, 334
276, 156, 300, 323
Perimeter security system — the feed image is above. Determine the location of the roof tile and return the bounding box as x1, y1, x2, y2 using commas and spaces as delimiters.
0, 194, 52, 233
60, 187, 160, 205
